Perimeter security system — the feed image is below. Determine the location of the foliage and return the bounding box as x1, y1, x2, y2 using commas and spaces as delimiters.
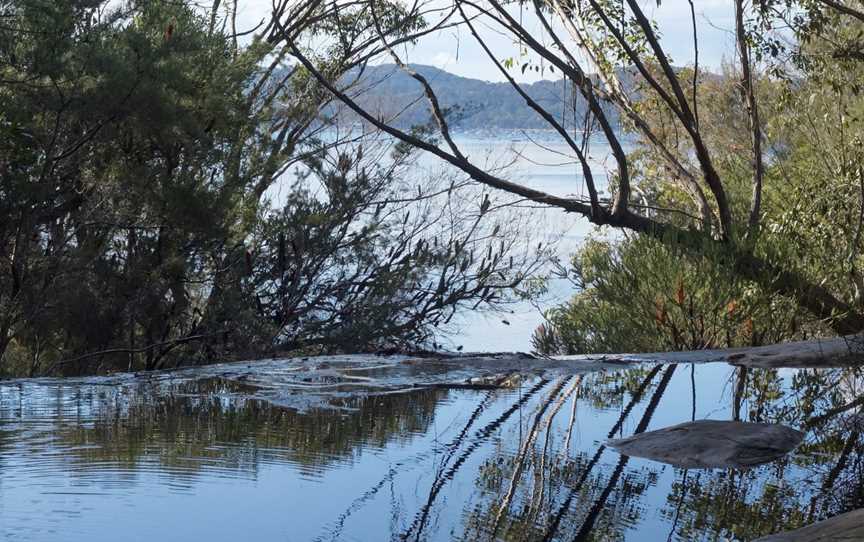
290, 0, 864, 339
0, 0, 543, 376
535, 3, 864, 354
533, 234, 813, 355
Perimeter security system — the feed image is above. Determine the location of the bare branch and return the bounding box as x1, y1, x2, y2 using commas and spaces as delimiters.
279, 30, 598, 217
688, 0, 700, 131
550, 0, 714, 230
478, 0, 632, 217
43, 332, 225, 374
456, 1, 601, 218
587, 0, 733, 238
819, 0, 864, 23
369, 3, 466, 161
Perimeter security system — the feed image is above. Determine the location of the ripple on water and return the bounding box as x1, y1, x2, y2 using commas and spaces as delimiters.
0, 361, 861, 541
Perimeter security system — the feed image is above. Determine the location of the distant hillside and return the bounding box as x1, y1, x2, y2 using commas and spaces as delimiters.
332, 64, 628, 131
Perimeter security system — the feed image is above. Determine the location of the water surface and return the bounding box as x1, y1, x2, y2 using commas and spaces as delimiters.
1, 360, 861, 541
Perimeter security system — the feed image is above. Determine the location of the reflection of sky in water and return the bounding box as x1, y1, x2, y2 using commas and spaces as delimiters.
0, 362, 857, 541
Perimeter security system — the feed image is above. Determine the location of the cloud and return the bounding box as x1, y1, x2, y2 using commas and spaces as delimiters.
429, 51, 457, 69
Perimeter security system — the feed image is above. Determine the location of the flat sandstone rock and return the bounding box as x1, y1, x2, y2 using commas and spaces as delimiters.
608, 420, 804, 469
754, 508, 864, 541
563, 334, 864, 368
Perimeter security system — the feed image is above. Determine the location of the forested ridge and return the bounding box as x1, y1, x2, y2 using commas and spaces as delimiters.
330, 63, 631, 130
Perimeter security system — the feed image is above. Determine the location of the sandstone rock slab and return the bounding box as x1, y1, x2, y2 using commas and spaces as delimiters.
608, 420, 804, 469
754, 508, 864, 541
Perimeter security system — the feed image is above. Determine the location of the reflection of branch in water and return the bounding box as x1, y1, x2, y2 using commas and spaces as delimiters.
691, 363, 697, 422
528, 376, 584, 525
733, 366, 748, 421
806, 393, 864, 428
390, 475, 402, 537
318, 390, 498, 542
608, 365, 665, 439
541, 364, 664, 541
492, 377, 572, 537
315, 465, 397, 542
432, 389, 498, 479
666, 370, 699, 542
572, 365, 676, 541
666, 364, 697, 542
666, 469, 692, 542
562, 381, 579, 456
807, 428, 861, 522
405, 378, 551, 542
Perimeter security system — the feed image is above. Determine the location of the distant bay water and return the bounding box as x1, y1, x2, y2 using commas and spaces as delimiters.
439, 131, 613, 352
268, 129, 618, 352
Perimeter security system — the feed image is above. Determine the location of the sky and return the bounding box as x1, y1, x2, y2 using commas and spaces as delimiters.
233, 0, 738, 83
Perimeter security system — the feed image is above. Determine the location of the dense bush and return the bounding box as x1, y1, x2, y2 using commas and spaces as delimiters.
0, 0, 542, 376
533, 235, 818, 355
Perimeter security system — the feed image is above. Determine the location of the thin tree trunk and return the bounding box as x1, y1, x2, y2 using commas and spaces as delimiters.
736, 0, 765, 234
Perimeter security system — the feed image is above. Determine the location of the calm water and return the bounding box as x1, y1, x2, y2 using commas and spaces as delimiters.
269, 130, 613, 352
1, 360, 861, 541
415, 132, 601, 268
411, 131, 614, 352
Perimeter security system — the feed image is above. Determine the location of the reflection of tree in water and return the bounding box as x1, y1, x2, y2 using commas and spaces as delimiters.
456, 365, 671, 541
661, 366, 864, 541
39, 377, 447, 477
3, 363, 863, 540
457, 364, 864, 542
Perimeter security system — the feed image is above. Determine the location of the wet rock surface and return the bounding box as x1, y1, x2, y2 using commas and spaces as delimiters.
6, 335, 862, 414
754, 508, 864, 541
566, 334, 864, 368
9, 335, 861, 413
607, 420, 805, 469
4, 353, 618, 412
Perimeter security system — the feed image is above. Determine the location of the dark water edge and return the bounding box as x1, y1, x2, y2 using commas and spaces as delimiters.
0, 360, 861, 541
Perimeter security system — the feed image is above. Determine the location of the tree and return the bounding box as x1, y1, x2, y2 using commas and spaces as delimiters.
273, 0, 864, 336
0, 0, 544, 375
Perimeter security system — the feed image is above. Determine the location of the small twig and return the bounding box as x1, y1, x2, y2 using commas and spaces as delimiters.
805, 394, 864, 428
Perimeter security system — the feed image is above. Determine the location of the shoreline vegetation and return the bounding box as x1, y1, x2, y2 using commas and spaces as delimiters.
0, 1, 550, 377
